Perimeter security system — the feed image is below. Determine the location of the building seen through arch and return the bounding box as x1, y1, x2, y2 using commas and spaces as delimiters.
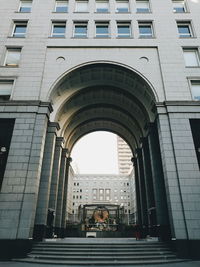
0, 0, 200, 260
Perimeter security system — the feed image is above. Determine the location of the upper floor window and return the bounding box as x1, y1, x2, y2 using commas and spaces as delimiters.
4, 48, 21, 67
190, 80, 200, 101
136, 0, 150, 13
55, 1, 68, 12
19, 1, 32, 12
117, 22, 131, 37
172, 0, 186, 13
73, 22, 88, 38
116, 1, 129, 13
183, 48, 200, 67
96, 1, 109, 12
95, 22, 109, 37
138, 21, 153, 38
0, 80, 14, 99
177, 21, 193, 37
51, 22, 66, 37
12, 21, 27, 37
75, 1, 88, 12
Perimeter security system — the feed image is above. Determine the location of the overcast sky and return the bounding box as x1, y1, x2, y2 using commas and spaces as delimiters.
71, 131, 119, 174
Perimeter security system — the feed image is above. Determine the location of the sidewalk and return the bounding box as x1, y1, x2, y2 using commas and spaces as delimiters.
0, 260, 200, 267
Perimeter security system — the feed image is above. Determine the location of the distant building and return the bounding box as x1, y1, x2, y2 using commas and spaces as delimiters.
117, 136, 133, 175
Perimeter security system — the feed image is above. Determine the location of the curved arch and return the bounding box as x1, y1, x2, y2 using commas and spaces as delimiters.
47, 60, 159, 102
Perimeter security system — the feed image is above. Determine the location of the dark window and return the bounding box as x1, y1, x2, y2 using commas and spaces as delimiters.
190, 119, 200, 169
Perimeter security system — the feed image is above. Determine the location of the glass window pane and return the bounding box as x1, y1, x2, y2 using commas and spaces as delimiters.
136, 2, 150, 13
173, 2, 185, 13
0, 81, 13, 96
74, 25, 87, 37
13, 24, 27, 37
118, 25, 130, 37
116, 1, 129, 12
5, 50, 21, 66
56, 1, 68, 12
96, 1, 109, 12
178, 25, 191, 37
52, 25, 66, 37
184, 51, 199, 66
19, 1, 32, 12
75, 1, 88, 12
191, 81, 200, 100
96, 25, 109, 37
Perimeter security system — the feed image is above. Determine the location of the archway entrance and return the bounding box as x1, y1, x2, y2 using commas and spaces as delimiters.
33, 62, 170, 242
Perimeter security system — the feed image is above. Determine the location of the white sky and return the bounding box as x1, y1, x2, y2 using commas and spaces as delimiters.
71, 131, 119, 174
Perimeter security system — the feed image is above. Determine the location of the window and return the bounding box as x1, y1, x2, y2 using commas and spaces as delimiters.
52, 22, 66, 37
96, 22, 109, 37
117, 22, 131, 37
172, 0, 186, 13
4, 48, 21, 66
0, 80, 14, 99
136, 1, 150, 13
177, 22, 193, 37
96, 1, 109, 12
190, 80, 200, 101
55, 1, 68, 12
73, 22, 88, 38
183, 48, 200, 67
116, 1, 129, 13
75, 1, 88, 12
19, 1, 32, 12
138, 22, 153, 38
12, 21, 27, 37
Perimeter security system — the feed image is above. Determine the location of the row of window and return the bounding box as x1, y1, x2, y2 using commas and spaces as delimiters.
1, 77, 200, 101
17, 0, 188, 14
9, 20, 196, 39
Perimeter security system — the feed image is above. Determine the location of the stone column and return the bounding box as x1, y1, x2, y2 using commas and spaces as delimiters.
33, 122, 60, 240
54, 148, 68, 237
48, 137, 64, 216
131, 157, 142, 225
135, 149, 148, 227
60, 157, 72, 237
141, 137, 156, 235
148, 122, 170, 240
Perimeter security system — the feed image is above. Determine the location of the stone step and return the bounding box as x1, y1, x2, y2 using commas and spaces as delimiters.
14, 258, 186, 265
27, 254, 177, 261
29, 251, 174, 256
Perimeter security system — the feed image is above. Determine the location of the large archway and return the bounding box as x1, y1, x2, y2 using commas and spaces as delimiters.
33, 62, 170, 243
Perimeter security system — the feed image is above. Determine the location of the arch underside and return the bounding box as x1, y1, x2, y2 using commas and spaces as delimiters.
50, 63, 157, 153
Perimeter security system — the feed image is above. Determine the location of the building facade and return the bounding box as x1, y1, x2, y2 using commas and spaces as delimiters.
0, 0, 200, 259
67, 172, 135, 223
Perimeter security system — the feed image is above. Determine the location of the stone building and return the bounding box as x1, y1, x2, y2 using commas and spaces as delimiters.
117, 136, 133, 174
0, 0, 200, 259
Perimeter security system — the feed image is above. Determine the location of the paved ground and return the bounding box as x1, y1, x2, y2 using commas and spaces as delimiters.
0, 260, 200, 267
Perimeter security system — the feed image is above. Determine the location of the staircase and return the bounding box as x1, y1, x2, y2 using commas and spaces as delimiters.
15, 238, 186, 265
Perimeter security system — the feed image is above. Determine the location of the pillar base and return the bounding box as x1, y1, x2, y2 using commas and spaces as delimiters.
0, 239, 33, 259
175, 239, 200, 259
33, 224, 46, 241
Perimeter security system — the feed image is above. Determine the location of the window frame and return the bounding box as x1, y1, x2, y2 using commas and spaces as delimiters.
55, 0, 68, 13
95, 0, 109, 13
4, 48, 22, 67
189, 79, 200, 101
95, 22, 110, 38
177, 21, 193, 38
138, 21, 154, 38
51, 21, 66, 38
73, 22, 88, 38
117, 22, 132, 38
172, 0, 187, 13
0, 79, 14, 99
115, 0, 129, 13
19, 0, 32, 13
75, 0, 89, 12
183, 48, 200, 67
12, 21, 28, 38
136, 0, 150, 13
